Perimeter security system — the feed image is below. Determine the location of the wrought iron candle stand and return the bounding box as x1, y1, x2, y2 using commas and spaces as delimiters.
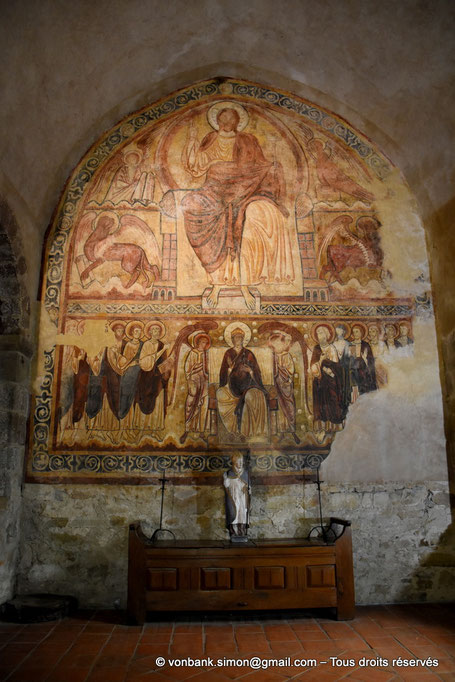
150, 469, 176, 543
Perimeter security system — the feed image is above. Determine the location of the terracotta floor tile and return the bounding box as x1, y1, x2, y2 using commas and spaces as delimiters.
216, 664, 252, 679
390, 628, 432, 648
401, 643, 453, 659
83, 622, 115, 634
204, 625, 234, 635
350, 619, 389, 638
7, 666, 51, 682
291, 623, 324, 634
141, 632, 172, 644
434, 658, 455, 673
299, 640, 345, 655
95, 653, 134, 667
86, 666, 128, 682
371, 643, 415, 659
321, 622, 356, 639
362, 635, 399, 648
344, 669, 396, 681
113, 624, 143, 634
135, 642, 170, 658
234, 624, 264, 634
143, 624, 174, 633
158, 664, 207, 680
58, 651, 98, 668
295, 630, 331, 642
263, 625, 298, 641
204, 645, 239, 657
205, 633, 236, 645
239, 670, 290, 681
237, 643, 272, 655
186, 670, 234, 681
268, 640, 305, 656
291, 669, 342, 680
173, 624, 203, 633
388, 670, 442, 680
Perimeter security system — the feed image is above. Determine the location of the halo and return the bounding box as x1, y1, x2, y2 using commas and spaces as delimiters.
384, 322, 398, 338
397, 320, 412, 335
312, 323, 335, 344
207, 101, 249, 132
125, 320, 145, 339
189, 331, 212, 349
333, 321, 350, 338
350, 322, 368, 340
108, 319, 126, 331
94, 210, 119, 234
268, 329, 292, 345
144, 320, 166, 339
122, 147, 142, 164
224, 321, 252, 347
367, 322, 382, 336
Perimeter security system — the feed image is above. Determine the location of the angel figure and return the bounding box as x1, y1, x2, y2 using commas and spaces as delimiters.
86, 146, 156, 207
296, 123, 375, 204
258, 320, 310, 438
157, 320, 218, 444
179, 332, 211, 445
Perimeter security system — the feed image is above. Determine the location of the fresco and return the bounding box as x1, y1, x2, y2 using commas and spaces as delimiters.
28, 79, 416, 483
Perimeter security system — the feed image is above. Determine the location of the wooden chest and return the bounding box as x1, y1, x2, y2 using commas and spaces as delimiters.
127, 518, 355, 623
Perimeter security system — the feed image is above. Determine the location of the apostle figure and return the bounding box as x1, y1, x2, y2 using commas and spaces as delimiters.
367, 323, 388, 388
396, 321, 414, 348
181, 102, 294, 309
85, 320, 126, 439
134, 321, 169, 439
216, 324, 268, 441
310, 324, 346, 442
118, 321, 145, 434
384, 323, 400, 352
349, 323, 377, 395
223, 452, 250, 540
268, 331, 300, 444
57, 320, 89, 444
180, 332, 211, 444
333, 322, 353, 410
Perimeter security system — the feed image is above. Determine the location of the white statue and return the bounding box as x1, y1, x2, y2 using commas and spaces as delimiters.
223, 452, 250, 540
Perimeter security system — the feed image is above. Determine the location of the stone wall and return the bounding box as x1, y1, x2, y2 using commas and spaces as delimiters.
0, 201, 32, 604
16, 481, 452, 608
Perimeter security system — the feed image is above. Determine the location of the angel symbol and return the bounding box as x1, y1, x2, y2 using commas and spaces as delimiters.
258, 320, 311, 444
74, 211, 161, 291
157, 320, 218, 445
297, 123, 375, 204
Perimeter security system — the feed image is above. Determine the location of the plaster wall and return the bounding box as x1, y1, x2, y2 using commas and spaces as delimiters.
0, 0, 454, 606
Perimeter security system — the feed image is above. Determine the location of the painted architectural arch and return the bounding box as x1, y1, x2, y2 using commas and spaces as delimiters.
27, 78, 421, 483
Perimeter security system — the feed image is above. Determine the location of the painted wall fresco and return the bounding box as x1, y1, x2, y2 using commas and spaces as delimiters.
28, 79, 418, 483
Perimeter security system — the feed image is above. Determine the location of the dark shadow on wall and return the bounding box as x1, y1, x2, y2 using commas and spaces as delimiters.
394, 521, 455, 604
425, 196, 455, 515
0, 197, 33, 604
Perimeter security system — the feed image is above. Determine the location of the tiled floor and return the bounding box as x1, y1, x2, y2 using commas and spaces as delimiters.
0, 604, 454, 681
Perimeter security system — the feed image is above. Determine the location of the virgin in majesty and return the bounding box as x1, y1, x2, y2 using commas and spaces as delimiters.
181, 102, 295, 309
